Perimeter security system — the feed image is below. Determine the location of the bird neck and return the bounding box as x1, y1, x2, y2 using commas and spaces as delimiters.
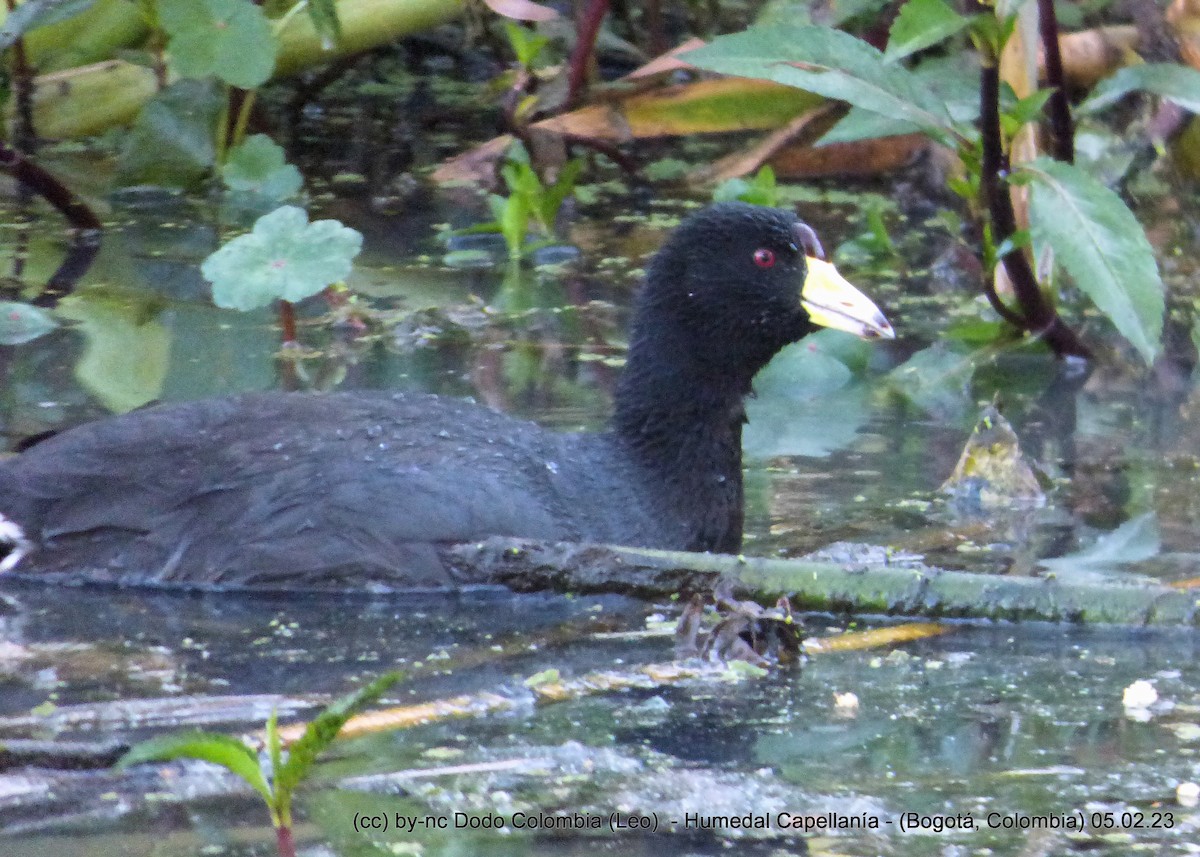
611, 331, 755, 553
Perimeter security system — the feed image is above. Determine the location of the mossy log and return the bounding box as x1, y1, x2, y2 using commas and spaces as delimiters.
442, 538, 1200, 627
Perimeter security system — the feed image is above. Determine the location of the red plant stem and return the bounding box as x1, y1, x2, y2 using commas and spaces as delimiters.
275, 825, 296, 857
567, 0, 610, 105
1036, 0, 1074, 163
279, 300, 298, 344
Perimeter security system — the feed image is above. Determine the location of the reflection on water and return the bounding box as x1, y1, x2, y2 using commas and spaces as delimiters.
3, 181, 1200, 855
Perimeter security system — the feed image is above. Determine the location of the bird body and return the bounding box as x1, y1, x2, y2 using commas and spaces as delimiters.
0, 203, 892, 589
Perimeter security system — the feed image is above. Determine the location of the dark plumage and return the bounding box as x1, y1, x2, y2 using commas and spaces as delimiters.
0, 203, 892, 590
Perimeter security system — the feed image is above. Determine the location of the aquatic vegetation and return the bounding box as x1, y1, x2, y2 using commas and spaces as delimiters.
117, 672, 403, 857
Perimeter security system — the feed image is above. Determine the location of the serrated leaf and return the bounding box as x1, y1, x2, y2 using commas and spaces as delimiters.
0, 0, 97, 50
684, 25, 956, 141
117, 731, 272, 806
884, 0, 972, 63
160, 0, 277, 89
202, 206, 363, 311
817, 53, 978, 145
275, 672, 402, 806
222, 133, 303, 200
1078, 63, 1200, 116
0, 301, 58, 345
1025, 157, 1164, 364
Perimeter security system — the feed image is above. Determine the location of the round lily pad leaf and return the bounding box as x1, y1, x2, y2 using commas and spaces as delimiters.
160, 0, 277, 89
221, 134, 303, 200
0, 301, 58, 345
201, 205, 363, 311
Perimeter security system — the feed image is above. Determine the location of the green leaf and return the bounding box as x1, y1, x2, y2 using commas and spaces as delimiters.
0, 301, 58, 345
1005, 88, 1055, 126
305, 0, 342, 49
1039, 513, 1160, 573
202, 206, 363, 311
887, 343, 977, 423
684, 24, 956, 141
160, 0, 277, 89
1024, 157, 1164, 364
275, 672, 403, 811
56, 290, 169, 413
505, 20, 548, 67
536, 158, 582, 231
0, 0, 98, 50
117, 731, 273, 807
116, 78, 222, 188
1078, 63, 1200, 116
884, 0, 972, 64
222, 133, 303, 200
818, 53, 979, 145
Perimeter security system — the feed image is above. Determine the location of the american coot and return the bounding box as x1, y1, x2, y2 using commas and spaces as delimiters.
0, 203, 892, 590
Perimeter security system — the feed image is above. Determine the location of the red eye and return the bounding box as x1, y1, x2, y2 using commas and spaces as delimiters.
753, 248, 776, 269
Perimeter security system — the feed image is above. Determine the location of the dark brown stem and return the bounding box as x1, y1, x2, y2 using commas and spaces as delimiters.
567, 0, 609, 105
979, 60, 1090, 359
275, 824, 297, 857
645, 0, 666, 57
6, 0, 36, 155
1036, 0, 1073, 163
0, 142, 102, 232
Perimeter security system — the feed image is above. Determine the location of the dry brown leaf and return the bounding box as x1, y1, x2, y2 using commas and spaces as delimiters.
1167, 0, 1200, 69
623, 37, 708, 80
768, 133, 934, 179
1042, 26, 1140, 88
694, 107, 834, 183
803, 623, 951, 654
536, 78, 819, 141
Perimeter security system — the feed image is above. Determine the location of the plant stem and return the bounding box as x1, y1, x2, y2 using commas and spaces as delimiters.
0, 143, 102, 232
6, 0, 36, 156
1036, 0, 1073, 163
279, 300, 298, 345
567, 0, 609, 105
229, 89, 258, 150
979, 59, 1090, 359
275, 824, 297, 857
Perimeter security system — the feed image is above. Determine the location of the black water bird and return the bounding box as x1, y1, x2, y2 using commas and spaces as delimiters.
0, 203, 893, 589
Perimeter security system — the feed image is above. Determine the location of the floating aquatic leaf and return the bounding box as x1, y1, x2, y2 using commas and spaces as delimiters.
57, 291, 169, 413
160, 0, 277, 89
221, 134, 303, 200
201, 206, 363, 311
1025, 157, 1164, 364
0, 301, 58, 345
